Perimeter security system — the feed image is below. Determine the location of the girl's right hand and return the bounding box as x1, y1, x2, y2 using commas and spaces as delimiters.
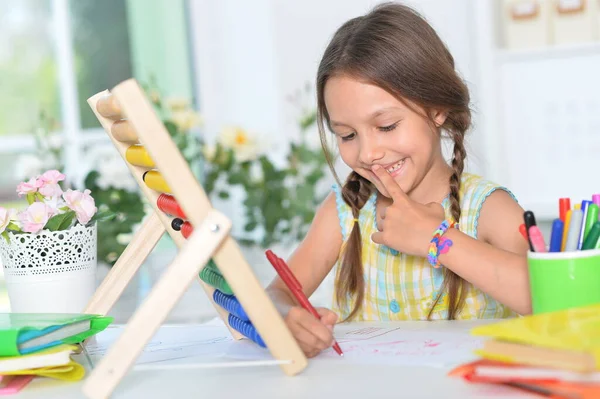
284, 306, 338, 358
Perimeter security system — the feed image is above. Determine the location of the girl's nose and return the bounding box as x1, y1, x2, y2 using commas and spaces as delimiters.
359, 137, 385, 165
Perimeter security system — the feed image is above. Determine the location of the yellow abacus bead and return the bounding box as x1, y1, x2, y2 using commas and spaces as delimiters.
142, 170, 171, 194
126, 145, 155, 168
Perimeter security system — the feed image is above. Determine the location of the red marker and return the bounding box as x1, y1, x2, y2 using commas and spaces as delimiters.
518, 223, 528, 241
265, 250, 344, 357
559, 198, 571, 222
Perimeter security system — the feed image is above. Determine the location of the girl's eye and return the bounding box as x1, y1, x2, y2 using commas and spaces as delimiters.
378, 122, 399, 132
340, 132, 356, 141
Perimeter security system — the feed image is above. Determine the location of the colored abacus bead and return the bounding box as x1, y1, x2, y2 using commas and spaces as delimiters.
213, 290, 250, 321
181, 222, 193, 238
125, 145, 155, 168
228, 314, 265, 348
157, 194, 187, 218
142, 170, 171, 193
199, 262, 233, 295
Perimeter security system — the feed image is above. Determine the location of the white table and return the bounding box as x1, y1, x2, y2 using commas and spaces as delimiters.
15, 320, 536, 399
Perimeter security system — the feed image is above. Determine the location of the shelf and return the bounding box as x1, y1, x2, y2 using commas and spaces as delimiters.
496, 41, 600, 63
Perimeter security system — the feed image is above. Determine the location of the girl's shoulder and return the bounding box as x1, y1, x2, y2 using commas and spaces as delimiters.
331, 183, 376, 241
457, 173, 518, 238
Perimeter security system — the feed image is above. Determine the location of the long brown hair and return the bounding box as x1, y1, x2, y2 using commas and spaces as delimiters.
316, 2, 471, 321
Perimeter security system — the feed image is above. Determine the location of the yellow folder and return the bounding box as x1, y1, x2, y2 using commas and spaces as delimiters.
470, 303, 600, 370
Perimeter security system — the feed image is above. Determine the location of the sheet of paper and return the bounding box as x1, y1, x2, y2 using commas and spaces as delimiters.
84, 321, 485, 370
315, 324, 485, 367
83, 325, 234, 367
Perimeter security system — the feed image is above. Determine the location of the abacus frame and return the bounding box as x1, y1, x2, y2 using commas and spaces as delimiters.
81, 79, 307, 399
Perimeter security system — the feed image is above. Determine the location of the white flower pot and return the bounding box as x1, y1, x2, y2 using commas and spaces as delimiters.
0, 223, 97, 313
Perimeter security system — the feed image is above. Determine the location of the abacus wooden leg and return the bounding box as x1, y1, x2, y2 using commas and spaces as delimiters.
82, 210, 231, 399
85, 212, 165, 316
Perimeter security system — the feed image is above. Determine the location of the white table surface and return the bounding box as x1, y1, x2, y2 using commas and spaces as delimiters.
15, 320, 536, 399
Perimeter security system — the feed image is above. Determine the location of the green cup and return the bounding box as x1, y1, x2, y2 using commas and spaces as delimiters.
528, 248, 600, 314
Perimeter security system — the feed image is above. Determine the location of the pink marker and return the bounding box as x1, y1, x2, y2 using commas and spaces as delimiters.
528, 226, 547, 252
593, 194, 600, 208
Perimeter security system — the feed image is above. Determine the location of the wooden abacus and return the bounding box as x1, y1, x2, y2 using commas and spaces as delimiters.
82, 78, 307, 399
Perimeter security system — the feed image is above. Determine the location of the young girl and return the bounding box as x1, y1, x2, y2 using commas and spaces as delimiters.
267, 2, 530, 358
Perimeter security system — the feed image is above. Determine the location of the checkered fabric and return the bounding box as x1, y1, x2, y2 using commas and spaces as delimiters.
331, 173, 519, 321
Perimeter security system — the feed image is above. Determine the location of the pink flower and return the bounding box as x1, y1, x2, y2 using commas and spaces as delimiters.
0, 207, 14, 234
16, 177, 43, 197
18, 202, 53, 233
44, 196, 66, 217
39, 170, 66, 198
63, 189, 97, 225
40, 170, 66, 184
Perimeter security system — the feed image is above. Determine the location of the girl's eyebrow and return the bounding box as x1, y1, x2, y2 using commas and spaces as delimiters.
368, 106, 402, 119
330, 106, 403, 128
330, 120, 351, 128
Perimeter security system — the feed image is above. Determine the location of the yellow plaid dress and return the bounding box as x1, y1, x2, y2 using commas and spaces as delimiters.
331, 173, 519, 321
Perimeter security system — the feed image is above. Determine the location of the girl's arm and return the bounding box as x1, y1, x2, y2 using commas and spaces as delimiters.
266, 193, 343, 357
439, 190, 531, 315
266, 192, 343, 315
369, 165, 532, 316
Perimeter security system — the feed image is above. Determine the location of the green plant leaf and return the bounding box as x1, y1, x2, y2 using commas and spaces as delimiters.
1, 231, 9, 243
88, 210, 117, 225
6, 222, 20, 232
238, 238, 255, 247
44, 211, 76, 231
164, 120, 178, 138
244, 221, 258, 232
26, 193, 35, 205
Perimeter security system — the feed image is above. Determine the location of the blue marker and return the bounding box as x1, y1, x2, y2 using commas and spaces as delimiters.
549, 218, 564, 252
577, 200, 592, 250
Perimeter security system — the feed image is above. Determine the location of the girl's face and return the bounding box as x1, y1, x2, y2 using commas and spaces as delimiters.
324, 75, 447, 200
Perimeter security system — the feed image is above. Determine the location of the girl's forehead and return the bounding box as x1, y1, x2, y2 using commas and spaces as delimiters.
325, 77, 405, 113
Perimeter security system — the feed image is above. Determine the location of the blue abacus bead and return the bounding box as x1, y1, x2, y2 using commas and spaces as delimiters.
212, 290, 250, 321
228, 314, 266, 348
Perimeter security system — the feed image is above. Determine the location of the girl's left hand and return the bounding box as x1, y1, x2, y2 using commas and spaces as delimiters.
370, 165, 446, 257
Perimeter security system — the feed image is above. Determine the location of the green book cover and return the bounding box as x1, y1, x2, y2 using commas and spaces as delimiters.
0, 313, 113, 357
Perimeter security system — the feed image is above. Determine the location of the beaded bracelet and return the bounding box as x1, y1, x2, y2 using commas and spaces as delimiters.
427, 220, 457, 268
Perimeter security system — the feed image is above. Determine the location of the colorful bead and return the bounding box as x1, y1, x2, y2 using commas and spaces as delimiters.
427, 220, 456, 268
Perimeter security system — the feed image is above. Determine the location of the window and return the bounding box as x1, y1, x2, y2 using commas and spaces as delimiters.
70, 0, 133, 130
0, 0, 195, 204
0, 0, 60, 136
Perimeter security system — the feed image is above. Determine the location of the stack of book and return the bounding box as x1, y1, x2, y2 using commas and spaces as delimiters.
450, 303, 600, 398
0, 313, 111, 394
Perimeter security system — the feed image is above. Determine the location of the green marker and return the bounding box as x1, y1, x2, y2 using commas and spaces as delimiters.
582, 221, 600, 250
583, 204, 599, 242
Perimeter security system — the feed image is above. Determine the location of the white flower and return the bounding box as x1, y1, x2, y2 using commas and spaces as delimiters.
202, 143, 217, 162
165, 97, 190, 112
149, 90, 161, 105
219, 126, 262, 162
96, 160, 138, 192
116, 233, 133, 245
250, 161, 263, 183
171, 110, 203, 132
14, 155, 44, 181
46, 134, 63, 150
86, 146, 138, 192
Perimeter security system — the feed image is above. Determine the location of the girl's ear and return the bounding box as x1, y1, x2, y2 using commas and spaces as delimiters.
431, 109, 448, 127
